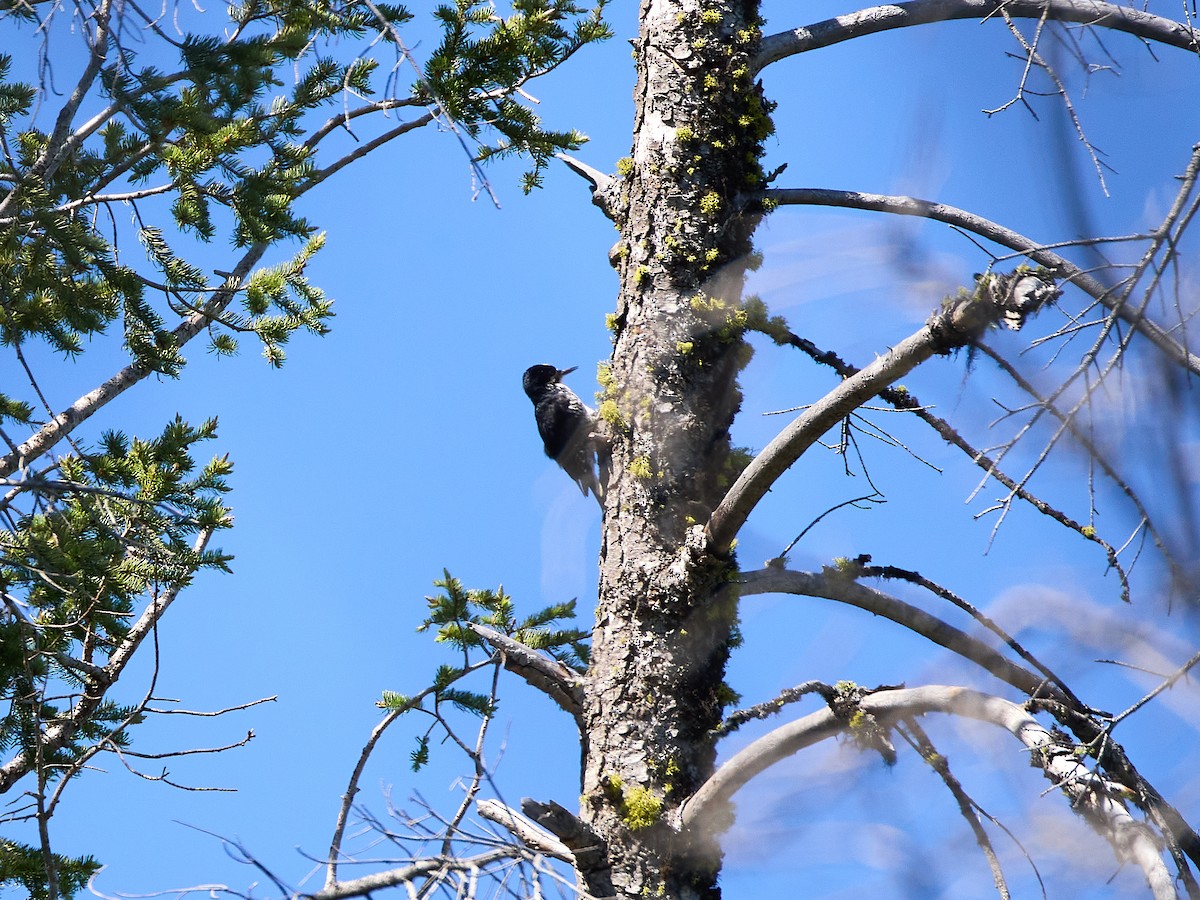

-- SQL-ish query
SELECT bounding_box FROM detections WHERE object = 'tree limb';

[306,848,520,900]
[476,798,573,862]
[736,567,1065,702]
[556,152,618,218]
[466,622,585,724]
[754,0,1200,74]
[707,273,1054,550]
[762,186,1200,377]
[737,566,1200,875]
[682,685,1177,899]
[0,244,267,479]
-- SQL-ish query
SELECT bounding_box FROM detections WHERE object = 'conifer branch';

[0,526,218,794]
[0,243,267,479]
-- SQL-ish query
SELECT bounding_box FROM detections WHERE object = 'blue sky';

[6,0,1200,896]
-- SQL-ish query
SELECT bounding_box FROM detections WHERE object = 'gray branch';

[682,685,1177,899]
[556,153,619,219]
[707,276,1050,551]
[466,622,586,724]
[755,0,1199,73]
[763,187,1200,377]
[736,567,1062,701]
[476,798,573,862]
[519,796,612,887]
[305,848,519,900]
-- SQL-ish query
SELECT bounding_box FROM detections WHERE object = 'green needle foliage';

[0,0,608,894]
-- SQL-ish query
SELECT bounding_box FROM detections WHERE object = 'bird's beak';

[556,366,578,380]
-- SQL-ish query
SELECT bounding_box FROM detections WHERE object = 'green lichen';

[597,362,617,392]
[677,340,694,355]
[615,156,634,177]
[1081,525,1097,538]
[605,312,620,331]
[629,456,652,479]
[599,399,626,429]
[622,785,663,831]
[700,8,722,24]
[675,125,696,142]
[699,191,722,215]
[634,266,649,286]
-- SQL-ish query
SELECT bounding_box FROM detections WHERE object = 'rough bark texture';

[579,2,771,897]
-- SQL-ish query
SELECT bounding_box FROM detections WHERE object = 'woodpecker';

[523,364,604,503]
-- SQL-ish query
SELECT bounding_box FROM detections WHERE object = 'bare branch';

[682,685,1176,898]
[556,153,618,218]
[736,567,1066,701]
[317,848,522,900]
[762,185,1200,376]
[751,323,1126,579]
[323,660,494,888]
[476,799,573,862]
[707,273,1055,550]
[897,719,1019,899]
[754,0,1200,74]
[465,622,585,723]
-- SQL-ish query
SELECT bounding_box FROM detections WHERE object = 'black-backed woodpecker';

[523,364,604,503]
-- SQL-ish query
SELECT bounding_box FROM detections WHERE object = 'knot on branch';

[829,680,900,766]
[928,268,1059,351]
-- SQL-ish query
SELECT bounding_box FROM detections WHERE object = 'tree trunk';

[580,2,771,896]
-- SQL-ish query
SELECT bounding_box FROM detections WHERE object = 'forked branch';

[706,272,1057,550]
[682,685,1176,899]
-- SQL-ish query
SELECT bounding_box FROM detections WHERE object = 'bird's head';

[523,364,577,398]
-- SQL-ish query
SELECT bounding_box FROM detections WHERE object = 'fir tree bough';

[0,0,609,894]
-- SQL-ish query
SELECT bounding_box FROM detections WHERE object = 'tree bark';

[579,2,770,897]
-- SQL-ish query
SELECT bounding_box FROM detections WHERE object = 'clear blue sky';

[8,1,1200,896]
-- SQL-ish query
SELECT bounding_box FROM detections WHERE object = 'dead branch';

[476,799,573,862]
[465,622,585,723]
[707,273,1056,550]
[762,185,1200,377]
[682,685,1177,898]
[754,0,1199,74]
